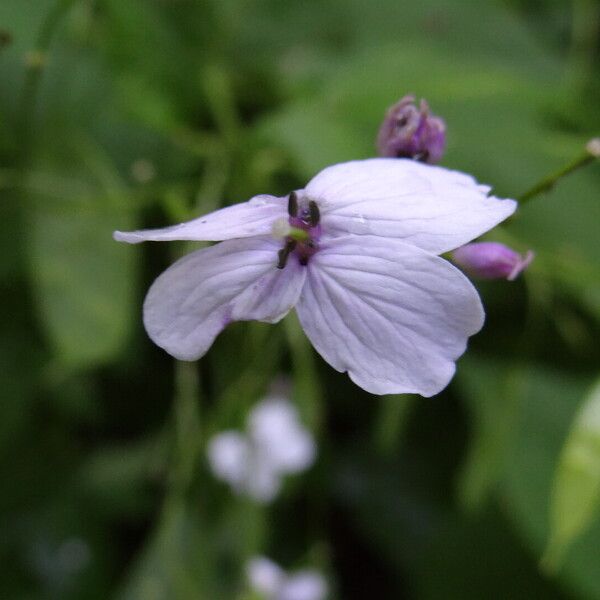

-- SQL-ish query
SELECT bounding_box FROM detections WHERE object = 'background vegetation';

[1,0,600,597]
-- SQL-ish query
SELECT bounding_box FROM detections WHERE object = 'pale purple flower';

[206,396,315,503]
[376,95,446,164]
[114,158,516,396]
[246,556,328,600]
[452,242,534,280]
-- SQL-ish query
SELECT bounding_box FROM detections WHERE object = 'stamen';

[277,240,297,269]
[308,200,320,226]
[288,191,298,217]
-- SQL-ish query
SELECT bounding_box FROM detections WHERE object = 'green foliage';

[1,0,599,598]
[544,377,600,571]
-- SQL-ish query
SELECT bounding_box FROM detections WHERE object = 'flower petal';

[295,235,484,396]
[143,237,306,360]
[114,194,285,243]
[305,158,516,254]
[280,572,328,600]
[245,458,282,503]
[246,557,286,596]
[206,431,250,488]
[249,398,315,473]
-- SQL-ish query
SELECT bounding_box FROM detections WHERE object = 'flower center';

[275,192,321,269]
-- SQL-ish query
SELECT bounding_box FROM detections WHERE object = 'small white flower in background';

[115,158,516,396]
[247,556,328,600]
[207,397,315,503]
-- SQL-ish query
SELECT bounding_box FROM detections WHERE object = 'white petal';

[245,458,282,503]
[249,399,316,474]
[206,432,249,487]
[266,429,315,474]
[143,237,306,360]
[305,158,516,254]
[114,194,285,243]
[246,556,285,596]
[279,571,328,600]
[295,236,484,397]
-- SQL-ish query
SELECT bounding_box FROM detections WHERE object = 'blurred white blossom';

[207,396,315,502]
[247,556,328,600]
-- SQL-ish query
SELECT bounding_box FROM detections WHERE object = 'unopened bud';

[376,95,446,164]
[452,242,534,281]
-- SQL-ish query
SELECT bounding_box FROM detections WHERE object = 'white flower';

[206,397,315,503]
[115,158,516,396]
[247,556,328,600]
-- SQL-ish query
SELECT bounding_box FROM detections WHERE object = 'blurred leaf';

[499,366,600,598]
[412,509,565,600]
[456,356,523,513]
[29,176,136,369]
[80,435,167,518]
[543,377,600,570]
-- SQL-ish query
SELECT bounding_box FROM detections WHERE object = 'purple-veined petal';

[114,194,285,243]
[304,158,516,254]
[295,235,484,397]
[143,237,306,360]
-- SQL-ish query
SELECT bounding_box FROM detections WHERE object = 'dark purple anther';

[277,239,297,269]
[288,191,298,217]
[376,95,446,164]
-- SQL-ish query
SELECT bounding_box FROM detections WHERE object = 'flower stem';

[373,394,415,456]
[568,0,599,94]
[517,138,599,205]
[16,0,78,158]
[171,361,202,496]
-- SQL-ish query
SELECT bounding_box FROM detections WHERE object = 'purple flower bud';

[452,242,534,281]
[376,95,446,164]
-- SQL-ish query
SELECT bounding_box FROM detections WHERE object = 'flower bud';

[376,95,446,164]
[452,242,534,281]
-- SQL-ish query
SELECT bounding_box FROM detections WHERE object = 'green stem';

[171,361,202,496]
[16,0,78,157]
[568,0,599,94]
[517,141,599,205]
[373,394,415,456]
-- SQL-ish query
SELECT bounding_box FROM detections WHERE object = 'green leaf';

[499,366,600,599]
[29,182,136,369]
[456,356,522,514]
[543,377,600,570]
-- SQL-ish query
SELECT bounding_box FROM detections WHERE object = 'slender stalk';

[373,394,415,457]
[567,0,599,94]
[171,361,202,496]
[16,0,78,157]
[517,139,600,205]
